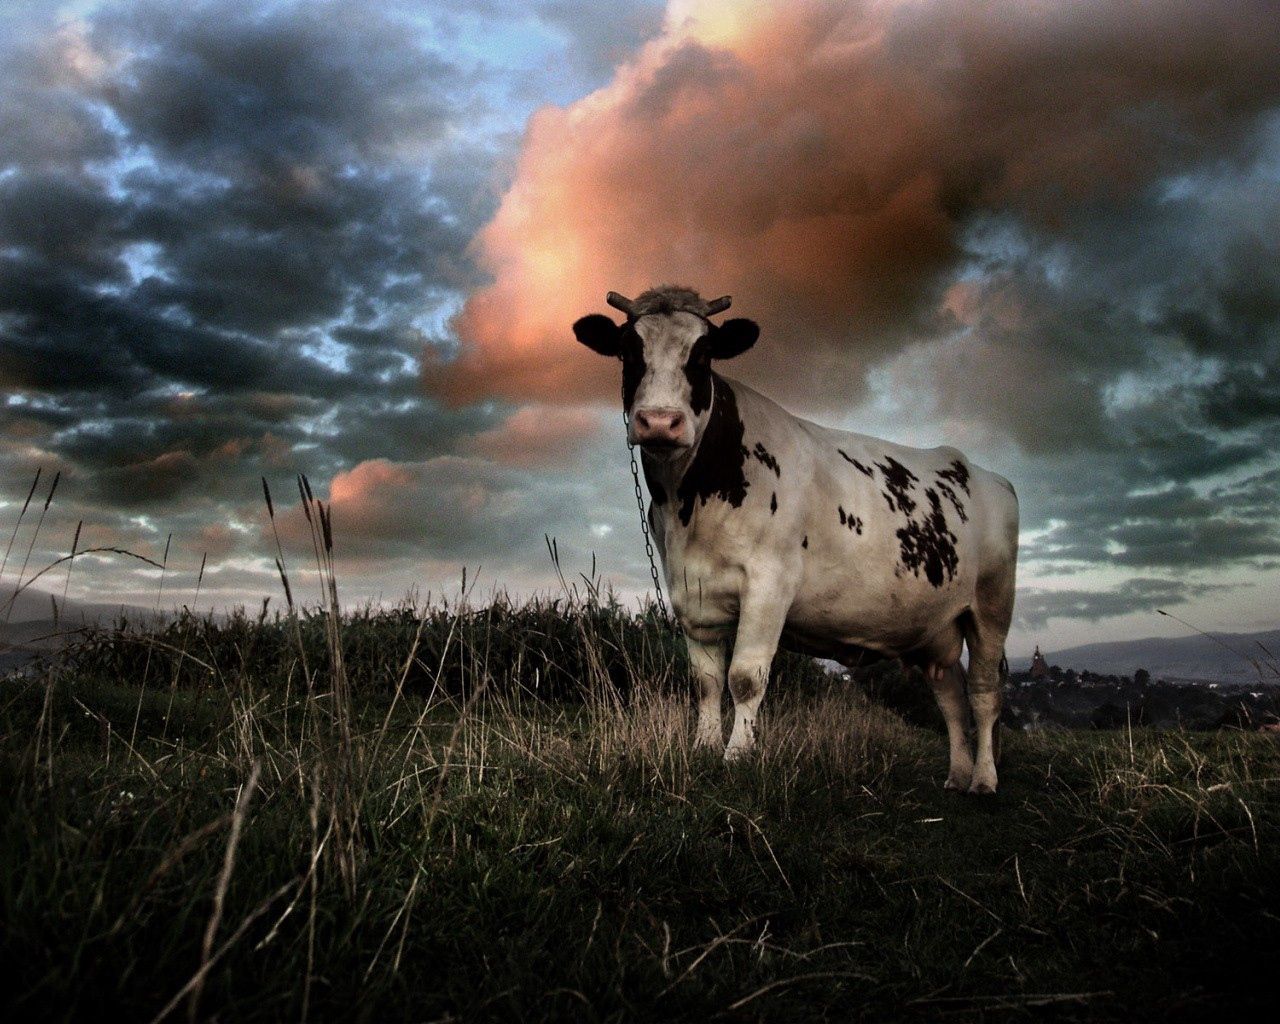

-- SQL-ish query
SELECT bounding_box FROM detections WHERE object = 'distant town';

[1000,645,1280,732]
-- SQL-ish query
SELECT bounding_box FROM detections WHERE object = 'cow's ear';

[573,314,622,356]
[708,318,759,360]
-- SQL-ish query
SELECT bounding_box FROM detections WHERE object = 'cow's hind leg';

[963,582,1015,795]
[926,662,973,791]
[688,637,727,750]
[724,590,789,761]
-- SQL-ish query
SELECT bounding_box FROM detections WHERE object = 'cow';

[573,285,1020,794]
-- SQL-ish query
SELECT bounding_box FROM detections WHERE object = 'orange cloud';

[274,458,424,557]
[211,437,251,461]
[307,457,506,549]
[257,431,295,469]
[329,458,415,509]
[437,0,1280,407]
[267,456,582,568]
[465,405,605,467]
[196,522,240,560]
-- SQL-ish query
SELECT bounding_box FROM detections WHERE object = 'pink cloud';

[437,0,1280,407]
[465,405,605,467]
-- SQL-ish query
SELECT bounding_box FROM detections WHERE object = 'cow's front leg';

[687,636,727,750]
[724,594,789,762]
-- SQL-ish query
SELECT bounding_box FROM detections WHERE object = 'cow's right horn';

[606,291,638,316]
[703,295,732,315]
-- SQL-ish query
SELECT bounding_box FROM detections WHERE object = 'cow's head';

[573,286,758,456]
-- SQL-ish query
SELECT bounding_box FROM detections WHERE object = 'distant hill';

[2,583,152,627]
[1,585,156,674]
[1016,629,1280,685]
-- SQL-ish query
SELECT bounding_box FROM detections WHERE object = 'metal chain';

[622,383,671,624]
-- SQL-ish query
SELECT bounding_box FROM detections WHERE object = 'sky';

[1,0,1278,658]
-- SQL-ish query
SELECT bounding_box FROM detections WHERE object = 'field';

[3,591,1279,1024]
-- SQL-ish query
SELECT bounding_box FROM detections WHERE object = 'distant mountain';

[2,583,152,627]
[1,585,156,674]
[1016,629,1280,685]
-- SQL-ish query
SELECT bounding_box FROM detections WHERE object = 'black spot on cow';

[934,479,967,523]
[684,335,713,414]
[895,488,958,587]
[838,505,864,534]
[937,458,971,495]
[801,535,808,549]
[838,449,875,477]
[751,441,781,478]
[676,374,749,526]
[641,457,667,505]
[875,457,918,517]
[770,491,777,515]
[619,325,645,411]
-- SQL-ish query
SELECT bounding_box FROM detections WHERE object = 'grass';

[3,596,1279,1023]
[2,473,1278,1021]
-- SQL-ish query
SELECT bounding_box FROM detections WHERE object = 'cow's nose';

[633,408,686,445]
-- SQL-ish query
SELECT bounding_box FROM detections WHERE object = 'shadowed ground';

[3,650,1278,1022]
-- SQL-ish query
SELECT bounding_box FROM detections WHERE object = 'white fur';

[642,374,1019,793]
[629,312,706,448]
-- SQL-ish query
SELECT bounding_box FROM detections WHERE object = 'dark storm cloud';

[0,173,124,277]
[77,0,483,336]
[0,0,588,617]
[1212,468,1280,518]
[0,250,361,397]
[319,392,500,468]
[1015,578,1232,631]
[0,0,506,536]
[1021,464,1280,572]
[93,0,467,169]
[3,0,1279,634]
[925,135,1280,585]
[1199,364,1280,431]
[930,141,1280,459]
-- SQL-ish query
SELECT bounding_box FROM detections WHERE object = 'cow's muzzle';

[631,407,688,449]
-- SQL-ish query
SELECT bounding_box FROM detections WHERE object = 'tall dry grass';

[4,471,1278,1022]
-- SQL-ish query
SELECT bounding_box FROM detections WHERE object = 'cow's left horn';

[703,295,732,315]
[606,291,638,316]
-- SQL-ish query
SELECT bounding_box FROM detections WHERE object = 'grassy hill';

[2,599,1278,1022]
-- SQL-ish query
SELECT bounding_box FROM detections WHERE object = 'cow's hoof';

[723,745,752,764]
[693,730,723,751]
[943,774,970,792]
[967,781,998,796]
